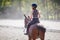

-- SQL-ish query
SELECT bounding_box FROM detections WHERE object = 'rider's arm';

[38,11,40,18]
[30,13,33,19]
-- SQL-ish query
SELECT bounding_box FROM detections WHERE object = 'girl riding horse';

[25,3,40,35]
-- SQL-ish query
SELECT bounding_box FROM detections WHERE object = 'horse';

[24,15,46,40]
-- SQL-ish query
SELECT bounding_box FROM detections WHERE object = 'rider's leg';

[24,21,33,35]
[27,18,39,32]
[25,20,34,35]
[27,18,38,34]
[27,22,32,33]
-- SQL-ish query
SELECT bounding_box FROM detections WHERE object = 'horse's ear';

[24,14,25,16]
[24,14,26,17]
[24,14,27,18]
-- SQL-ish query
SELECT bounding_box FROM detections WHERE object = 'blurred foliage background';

[0,0,60,20]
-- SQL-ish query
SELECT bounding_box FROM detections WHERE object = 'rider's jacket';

[32,9,39,18]
[32,9,39,23]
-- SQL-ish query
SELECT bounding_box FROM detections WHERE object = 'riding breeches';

[27,18,40,33]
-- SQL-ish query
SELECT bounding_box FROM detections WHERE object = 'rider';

[25,3,40,35]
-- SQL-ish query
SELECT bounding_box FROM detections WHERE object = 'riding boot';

[24,26,29,35]
[24,20,33,35]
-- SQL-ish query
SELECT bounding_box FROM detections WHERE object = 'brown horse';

[24,15,46,40]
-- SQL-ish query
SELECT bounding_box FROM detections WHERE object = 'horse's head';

[24,14,31,28]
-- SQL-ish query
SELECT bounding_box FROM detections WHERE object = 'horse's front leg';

[28,35,32,40]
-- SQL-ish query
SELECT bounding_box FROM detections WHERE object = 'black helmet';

[32,3,37,8]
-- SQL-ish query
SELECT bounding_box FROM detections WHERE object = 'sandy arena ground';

[0,20,60,40]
